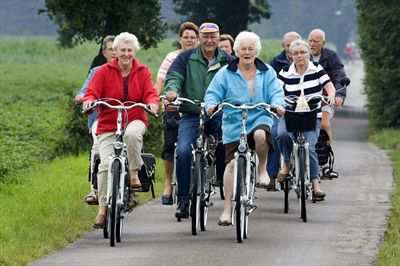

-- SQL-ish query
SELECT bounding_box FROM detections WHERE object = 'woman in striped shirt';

[276,39,335,200]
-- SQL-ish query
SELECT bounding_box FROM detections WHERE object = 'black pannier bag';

[316,129,338,179]
[138,153,156,198]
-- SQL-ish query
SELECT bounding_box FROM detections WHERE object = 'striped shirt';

[156,50,181,81]
[278,61,330,117]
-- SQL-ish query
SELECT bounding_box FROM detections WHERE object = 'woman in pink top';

[156,22,199,205]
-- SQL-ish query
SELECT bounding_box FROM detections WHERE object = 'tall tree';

[173,0,270,37]
[40,0,166,48]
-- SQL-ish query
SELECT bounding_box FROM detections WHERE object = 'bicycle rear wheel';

[110,160,121,246]
[298,147,307,223]
[191,153,201,235]
[235,156,246,243]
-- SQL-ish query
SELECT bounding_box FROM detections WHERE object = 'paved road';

[32,60,393,266]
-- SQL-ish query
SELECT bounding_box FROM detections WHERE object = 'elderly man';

[270,31,301,73]
[308,29,348,143]
[268,31,301,189]
[165,22,233,219]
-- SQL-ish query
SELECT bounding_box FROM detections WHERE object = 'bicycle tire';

[103,214,109,239]
[284,178,289,214]
[299,147,307,223]
[116,205,122,243]
[200,182,211,231]
[191,153,201,235]
[235,156,246,243]
[110,160,121,246]
[219,184,225,200]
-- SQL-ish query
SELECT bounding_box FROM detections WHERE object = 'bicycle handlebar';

[83,98,157,117]
[210,102,278,119]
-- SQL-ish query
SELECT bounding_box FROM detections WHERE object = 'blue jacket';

[204,58,285,144]
[77,66,99,130]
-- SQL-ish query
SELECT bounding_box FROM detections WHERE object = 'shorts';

[224,125,272,163]
[161,111,180,161]
[321,105,335,119]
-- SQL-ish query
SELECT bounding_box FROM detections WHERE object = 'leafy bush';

[357,1,400,128]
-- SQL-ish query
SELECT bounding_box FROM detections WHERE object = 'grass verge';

[370,129,400,265]
[0,154,164,266]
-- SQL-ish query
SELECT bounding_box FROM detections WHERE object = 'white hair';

[112,32,140,52]
[289,39,310,53]
[233,31,262,57]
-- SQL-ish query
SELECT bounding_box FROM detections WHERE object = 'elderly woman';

[205,31,285,225]
[83,32,159,228]
[218,33,235,56]
[155,21,199,205]
[276,39,335,201]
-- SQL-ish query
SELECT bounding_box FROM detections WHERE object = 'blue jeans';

[176,113,222,202]
[275,118,321,181]
[267,119,280,177]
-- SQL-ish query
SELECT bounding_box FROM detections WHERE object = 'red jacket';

[84,58,159,135]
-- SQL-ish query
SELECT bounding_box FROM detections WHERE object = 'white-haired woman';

[205,31,285,225]
[276,39,336,201]
[83,32,159,228]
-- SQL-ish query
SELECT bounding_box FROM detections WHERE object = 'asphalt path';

[32,60,393,266]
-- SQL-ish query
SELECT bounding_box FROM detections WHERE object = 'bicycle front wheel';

[110,160,121,246]
[298,147,307,223]
[235,156,246,243]
[191,153,201,235]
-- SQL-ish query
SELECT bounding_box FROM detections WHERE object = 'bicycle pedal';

[247,205,257,215]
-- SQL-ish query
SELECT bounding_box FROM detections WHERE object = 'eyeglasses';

[292,50,308,56]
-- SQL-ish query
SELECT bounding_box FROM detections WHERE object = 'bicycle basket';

[138,153,156,192]
[284,110,317,133]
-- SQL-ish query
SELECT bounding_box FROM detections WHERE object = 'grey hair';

[289,39,310,53]
[112,32,140,52]
[282,31,301,44]
[233,31,262,57]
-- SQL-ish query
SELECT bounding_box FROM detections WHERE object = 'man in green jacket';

[165,22,233,219]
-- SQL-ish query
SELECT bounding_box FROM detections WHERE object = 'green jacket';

[164,47,232,114]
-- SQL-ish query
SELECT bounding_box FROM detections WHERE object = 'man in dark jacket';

[308,29,348,178]
[268,32,300,189]
[270,31,301,73]
[308,29,347,141]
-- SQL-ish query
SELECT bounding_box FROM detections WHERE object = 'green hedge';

[357,1,400,128]
[0,37,173,182]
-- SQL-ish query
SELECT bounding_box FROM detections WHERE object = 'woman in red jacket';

[83,32,159,228]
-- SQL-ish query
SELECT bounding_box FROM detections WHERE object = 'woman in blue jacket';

[204,31,285,225]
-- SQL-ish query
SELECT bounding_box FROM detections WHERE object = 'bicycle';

[160,96,221,233]
[84,98,156,247]
[211,102,277,243]
[281,93,335,222]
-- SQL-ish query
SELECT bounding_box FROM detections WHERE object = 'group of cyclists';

[77,21,348,230]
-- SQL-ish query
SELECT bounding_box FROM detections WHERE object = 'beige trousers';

[97,120,146,207]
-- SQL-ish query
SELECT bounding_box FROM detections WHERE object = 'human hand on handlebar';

[148,103,159,114]
[335,96,343,107]
[274,106,286,117]
[82,100,94,112]
[207,106,216,116]
[165,91,177,102]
